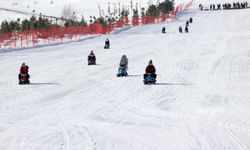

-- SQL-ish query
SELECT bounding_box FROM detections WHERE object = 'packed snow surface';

[1,6,250,150]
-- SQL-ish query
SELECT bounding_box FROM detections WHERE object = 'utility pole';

[98,4,102,17]
[108,2,111,15]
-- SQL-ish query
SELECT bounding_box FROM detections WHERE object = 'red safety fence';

[0,0,194,49]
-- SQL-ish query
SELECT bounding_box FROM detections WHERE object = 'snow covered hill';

[1,5,250,150]
[0,0,189,22]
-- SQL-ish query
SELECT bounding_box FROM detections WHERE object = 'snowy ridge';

[1,6,250,150]
[0,0,189,22]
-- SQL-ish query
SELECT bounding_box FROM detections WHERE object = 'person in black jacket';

[88,50,96,65]
[162,27,166,33]
[179,26,183,33]
[104,38,110,49]
[185,26,189,33]
[189,17,193,23]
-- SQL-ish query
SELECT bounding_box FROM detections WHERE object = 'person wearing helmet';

[104,38,110,49]
[88,50,96,65]
[144,60,156,79]
[119,55,128,71]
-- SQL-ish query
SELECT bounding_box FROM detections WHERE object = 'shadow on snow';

[154,83,193,86]
[30,82,60,85]
[127,74,143,77]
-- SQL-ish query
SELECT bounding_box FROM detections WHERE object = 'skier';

[104,38,110,49]
[185,26,189,33]
[199,4,203,10]
[213,4,216,10]
[179,26,183,33]
[186,20,189,27]
[88,50,96,65]
[217,4,221,10]
[18,62,30,84]
[117,55,128,77]
[162,27,166,33]
[144,60,156,84]
[189,17,193,23]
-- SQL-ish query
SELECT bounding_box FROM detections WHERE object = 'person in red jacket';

[144,60,156,79]
[19,62,30,80]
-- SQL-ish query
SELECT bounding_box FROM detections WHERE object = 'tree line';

[0,0,174,34]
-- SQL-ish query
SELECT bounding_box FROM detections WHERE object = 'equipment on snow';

[117,65,128,77]
[19,73,30,85]
[88,56,96,65]
[143,73,156,84]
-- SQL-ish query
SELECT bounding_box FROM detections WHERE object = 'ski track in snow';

[1,5,250,150]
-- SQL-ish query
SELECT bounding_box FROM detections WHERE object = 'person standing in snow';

[179,26,183,33]
[162,27,166,33]
[104,38,110,49]
[185,26,189,33]
[189,17,193,23]
[186,20,189,27]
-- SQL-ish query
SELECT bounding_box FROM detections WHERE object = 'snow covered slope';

[1,7,250,150]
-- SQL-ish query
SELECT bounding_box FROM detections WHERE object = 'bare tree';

[62,4,75,20]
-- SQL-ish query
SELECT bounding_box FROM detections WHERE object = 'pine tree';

[133,9,139,18]
[0,21,11,33]
[21,19,31,31]
[146,4,160,16]
[158,0,174,14]
[121,9,129,18]
[79,17,88,26]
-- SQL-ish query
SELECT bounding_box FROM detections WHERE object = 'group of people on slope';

[199,2,248,11]
[19,55,157,84]
[179,17,193,33]
[18,37,158,85]
[88,38,109,65]
[210,2,248,10]
[162,17,193,34]
[87,50,156,81]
